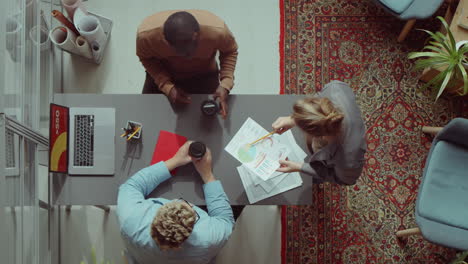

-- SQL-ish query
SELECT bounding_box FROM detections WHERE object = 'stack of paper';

[225,118,308,203]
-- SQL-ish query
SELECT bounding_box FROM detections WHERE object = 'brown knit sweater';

[136,10,238,95]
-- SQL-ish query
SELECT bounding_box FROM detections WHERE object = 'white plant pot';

[456,40,468,69]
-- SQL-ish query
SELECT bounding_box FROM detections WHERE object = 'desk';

[52,94,313,205]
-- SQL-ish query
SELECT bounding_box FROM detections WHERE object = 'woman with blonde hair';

[272,80,367,185]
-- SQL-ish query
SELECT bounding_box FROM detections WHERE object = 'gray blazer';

[301,80,367,185]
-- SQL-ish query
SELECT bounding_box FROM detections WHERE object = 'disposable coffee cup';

[189,142,206,159]
[201,100,219,116]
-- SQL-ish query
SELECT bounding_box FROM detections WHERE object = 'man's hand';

[276,159,303,173]
[165,141,193,171]
[213,86,229,119]
[272,116,296,134]
[192,148,216,183]
[168,86,192,104]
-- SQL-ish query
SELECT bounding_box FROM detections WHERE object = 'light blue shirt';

[117,162,234,264]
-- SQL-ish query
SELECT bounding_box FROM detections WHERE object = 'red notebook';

[151,130,187,175]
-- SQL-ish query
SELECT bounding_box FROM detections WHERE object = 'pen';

[248,131,275,146]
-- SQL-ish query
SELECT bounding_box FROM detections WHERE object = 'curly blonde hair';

[151,201,197,250]
[292,97,344,137]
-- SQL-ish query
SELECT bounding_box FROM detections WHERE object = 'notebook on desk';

[151,130,187,175]
[49,104,116,175]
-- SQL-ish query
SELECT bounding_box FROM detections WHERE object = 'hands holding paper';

[164,141,216,184]
[276,159,303,173]
[272,117,304,173]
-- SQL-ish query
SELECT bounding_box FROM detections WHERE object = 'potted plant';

[451,250,468,264]
[408,16,468,100]
[80,247,116,264]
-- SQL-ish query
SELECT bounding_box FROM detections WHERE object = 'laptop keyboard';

[74,115,94,167]
[6,130,16,168]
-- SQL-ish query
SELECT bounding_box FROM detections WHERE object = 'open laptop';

[4,108,20,177]
[50,104,115,175]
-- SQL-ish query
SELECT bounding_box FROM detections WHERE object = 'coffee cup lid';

[189,142,206,158]
[201,100,218,115]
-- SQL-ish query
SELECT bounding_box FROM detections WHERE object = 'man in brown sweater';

[137,10,238,119]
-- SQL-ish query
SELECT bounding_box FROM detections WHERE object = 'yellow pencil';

[248,131,275,146]
[126,126,141,141]
[120,131,128,138]
[122,251,129,264]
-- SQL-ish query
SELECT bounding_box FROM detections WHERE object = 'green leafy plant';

[80,247,116,264]
[408,16,468,100]
[451,250,468,264]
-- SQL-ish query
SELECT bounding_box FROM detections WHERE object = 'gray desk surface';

[53,94,313,205]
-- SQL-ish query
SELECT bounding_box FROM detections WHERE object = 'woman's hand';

[276,159,303,173]
[272,116,296,134]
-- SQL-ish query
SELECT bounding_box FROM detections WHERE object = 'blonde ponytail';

[292,97,344,137]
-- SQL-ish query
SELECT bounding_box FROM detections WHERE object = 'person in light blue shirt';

[117,141,234,264]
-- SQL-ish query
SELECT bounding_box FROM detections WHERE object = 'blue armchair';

[396,118,468,250]
[373,0,446,42]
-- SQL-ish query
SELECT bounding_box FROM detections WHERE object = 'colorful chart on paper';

[225,118,291,180]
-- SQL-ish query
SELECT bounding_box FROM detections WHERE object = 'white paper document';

[238,165,303,204]
[227,117,309,203]
[284,129,308,161]
[246,139,306,194]
[249,130,307,190]
[257,170,289,193]
[225,118,291,180]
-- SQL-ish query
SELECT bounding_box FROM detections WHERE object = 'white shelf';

[58,11,113,64]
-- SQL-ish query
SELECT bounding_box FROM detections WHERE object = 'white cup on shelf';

[49,26,79,54]
[61,0,84,21]
[75,13,106,62]
[75,36,92,59]
[29,25,50,52]
[6,16,23,62]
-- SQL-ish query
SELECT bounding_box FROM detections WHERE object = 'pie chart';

[237,144,257,163]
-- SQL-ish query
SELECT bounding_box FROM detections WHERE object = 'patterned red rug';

[280,0,464,263]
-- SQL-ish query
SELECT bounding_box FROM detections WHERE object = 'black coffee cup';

[189,141,206,159]
[201,100,219,116]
